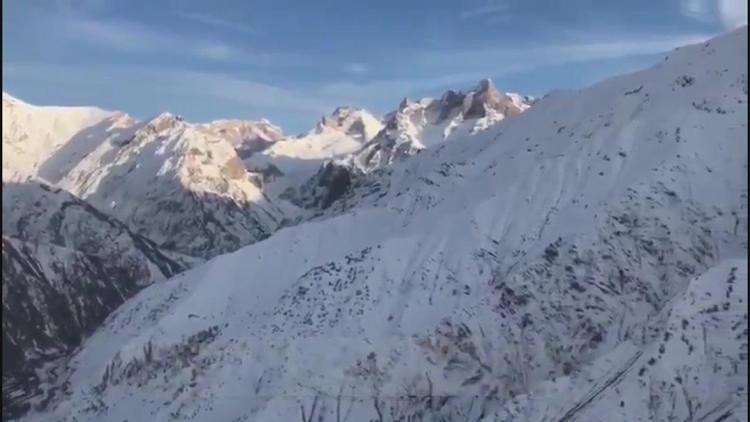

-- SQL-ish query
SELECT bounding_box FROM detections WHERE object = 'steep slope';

[2,95,289,259]
[351,78,532,172]
[197,119,285,160]
[17,27,750,422]
[2,181,191,272]
[284,80,532,210]
[2,182,186,420]
[246,107,382,195]
[56,113,284,259]
[2,93,120,182]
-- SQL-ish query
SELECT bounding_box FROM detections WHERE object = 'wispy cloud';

[344,63,368,74]
[169,71,331,113]
[680,0,714,22]
[175,11,256,34]
[680,0,747,28]
[718,0,748,28]
[58,15,178,53]
[4,62,334,115]
[317,31,712,107]
[459,2,508,20]
[193,43,236,61]
[413,32,713,70]
[40,11,301,67]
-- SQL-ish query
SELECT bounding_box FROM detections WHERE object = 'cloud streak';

[459,2,508,20]
[33,9,296,67]
[680,0,713,22]
[718,0,748,28]
[175,11,256,34]
[168,71,331,113]
[680,0,747,28]
[344,63,368,74]
[3,62,334,115]
[58,16,178,53]
[315,31,713,109]
[413,32,713,70]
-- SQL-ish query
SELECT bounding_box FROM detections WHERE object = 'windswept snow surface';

[2,93,119,182]
[16,27,750,421]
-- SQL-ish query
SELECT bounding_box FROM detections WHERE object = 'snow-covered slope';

[283,79,532,211]
[197,119,285,160]
[56,113,284,259]
[2,181,190,272]
[19,26,747,422]
[245,107,382,195]
[2,94,287,259]
[351,78,532,172]
[2,93,120,182]
[2,181,186,420]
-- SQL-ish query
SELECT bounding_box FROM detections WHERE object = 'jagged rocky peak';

[349,78,534,172]
[386,78,531,126]
[456,78,529,120]
[438,89,463,107]
[145,112,184,133]
[313,106,383,140]
[463,78,498,118]
[202,118,286,159]
[475,77,494,92]
[7,27,749,422]
[208,118,284,143]
[397,97,412,111]
[109,112,137,128]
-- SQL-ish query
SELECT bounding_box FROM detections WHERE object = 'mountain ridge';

[11,25,747,422]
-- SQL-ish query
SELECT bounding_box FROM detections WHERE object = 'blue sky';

[2,0,747,133]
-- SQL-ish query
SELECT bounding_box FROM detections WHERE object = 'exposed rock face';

[313,106,384,141]
[351,78,532,173]
[2,181,189,273]
[245,107,383,198]
[2,182,185,420]
[198,119,285,160]
[281,161,355,210]
[55,114,284,259]
[463,78,529,119]
[287,79,533,210]
[2,237,148,420]
[7,26,748,422]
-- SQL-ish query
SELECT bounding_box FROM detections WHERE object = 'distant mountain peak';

[146,112,184,133]
[312,106,382,140]
[474,77,496,93]
[397,97,413,111]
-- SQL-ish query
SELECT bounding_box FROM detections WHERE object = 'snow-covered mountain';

[283,79,532,211]
[2,95,289,259]
[2,92,121,182]
[2,181,186,420]
[351,78,532,172]
[17,26,747,422]
[54,112,285,259]
[198,118,285,160]
[245,107,383,195]
[2,181,190,270]
[311,105,384,141]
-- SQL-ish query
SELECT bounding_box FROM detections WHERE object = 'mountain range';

[1,26,747,422]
